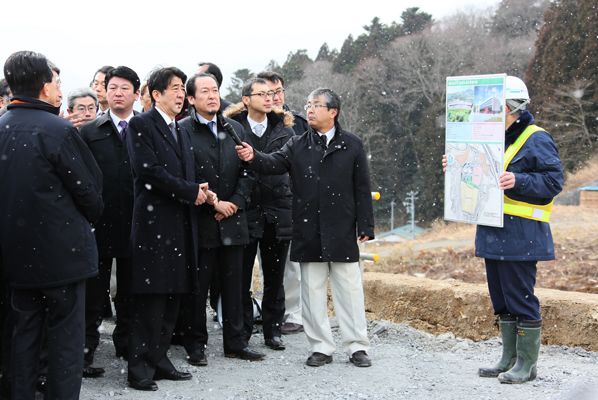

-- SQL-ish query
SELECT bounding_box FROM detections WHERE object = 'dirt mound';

[363,272,598,351]
[365,206,598,294]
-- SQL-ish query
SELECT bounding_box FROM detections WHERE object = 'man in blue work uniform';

[444,76,564,384]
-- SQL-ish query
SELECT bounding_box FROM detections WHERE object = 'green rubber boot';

[478,314,517,377]
[498,320,541,384]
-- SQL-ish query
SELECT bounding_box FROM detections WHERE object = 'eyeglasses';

[303,103,328,111]
[75,105,97,113]
[51,74,61,87]
[249,91,274,99]
[272,88,285,97]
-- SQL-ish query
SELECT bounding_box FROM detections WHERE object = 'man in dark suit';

[224,77,295,351]
[0,50,103,400]
[80,66,140,377]
[237,88,375,368]
[125,67,215,391]
[197,62,231,113]
[178,73,264,365]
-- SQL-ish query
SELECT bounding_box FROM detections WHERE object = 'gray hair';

[308,88,341,123]
[67,87,98,110]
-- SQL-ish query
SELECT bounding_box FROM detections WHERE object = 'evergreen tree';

[491,0,549,38]
[333,35,358,74]
[526,0,598,170]
[315,43,338,62]
[278,50,312,85]
[224,68,254,104]
[401,7,433,35]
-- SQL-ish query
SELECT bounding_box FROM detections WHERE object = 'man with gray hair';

[67,87,98,129]
[236,87,375,368]
[0,78,11,116]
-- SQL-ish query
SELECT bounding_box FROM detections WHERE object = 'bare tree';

[540,79,597,168]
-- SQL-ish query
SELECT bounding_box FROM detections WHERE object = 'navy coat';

[81,111,135,259]
[248,124,375,262]
[126,108,199,294]
[475,111,564,261]
[0,98,103,288]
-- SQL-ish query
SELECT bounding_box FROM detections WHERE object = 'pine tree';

[224,68,254,104]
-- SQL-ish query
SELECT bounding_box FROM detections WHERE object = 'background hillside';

[224,0,597,228]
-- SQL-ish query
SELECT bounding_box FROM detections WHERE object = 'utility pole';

[390,199,396,231]
[402,191,418,239]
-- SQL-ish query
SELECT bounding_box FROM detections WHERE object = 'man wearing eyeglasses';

[225,77,295,351]
[236,88,375,368]
[66,88,98,129]
[79,66,141,378]
[256,71,309,336]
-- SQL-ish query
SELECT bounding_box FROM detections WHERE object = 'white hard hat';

[505,76,530,101]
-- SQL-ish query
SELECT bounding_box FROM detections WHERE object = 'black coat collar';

[7,96,60,115]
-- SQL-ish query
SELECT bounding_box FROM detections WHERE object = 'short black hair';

[147,67,187,105]
[241,77,268,97]
[90,65,113,87]
[3,51,54,98]
[185,73,218,97]
[197,62,223,88]
[256,71,285,87]
[105,66,141,92]
[95,65,113,76]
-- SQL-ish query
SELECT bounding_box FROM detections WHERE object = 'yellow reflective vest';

[503,124,553,222]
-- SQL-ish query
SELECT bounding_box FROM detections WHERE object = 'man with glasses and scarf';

[225,77,295,352]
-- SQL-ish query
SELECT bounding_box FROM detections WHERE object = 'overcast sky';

[1,0,500,104]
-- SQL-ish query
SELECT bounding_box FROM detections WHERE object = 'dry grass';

[562,154,598,192]
[367,205,598,294]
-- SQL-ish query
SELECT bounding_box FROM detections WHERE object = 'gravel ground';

[79,316,598,400]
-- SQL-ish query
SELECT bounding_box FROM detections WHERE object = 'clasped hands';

[195,182,217,205]
[195,183,238,221]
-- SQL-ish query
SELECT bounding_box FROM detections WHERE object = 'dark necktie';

[168,122,178,142]
[319,134,327,150]
[207,121,217,138]
[118,120,128,140]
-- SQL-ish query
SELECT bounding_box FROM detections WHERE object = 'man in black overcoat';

[125,67,214,391]
[80,66,141,375]
[178,73,264,365]
[224,77,295,351]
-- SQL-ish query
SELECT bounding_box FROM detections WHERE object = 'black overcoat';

[179,113,251,248]
[125,108,199,294]
[249,124,375,262]
[225,105,294,240]
[0,98,103,288]
[81,111,135,258]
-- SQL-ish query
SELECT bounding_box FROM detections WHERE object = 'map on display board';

[444,74,506,227]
